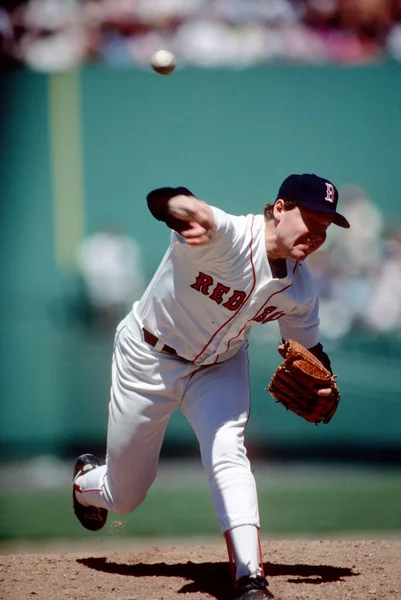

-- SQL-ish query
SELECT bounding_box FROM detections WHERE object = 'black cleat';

[235,575,274,600]
[73,453,108,531]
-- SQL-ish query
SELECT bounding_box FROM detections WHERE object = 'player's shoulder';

[294,258,312,272]
[209,205,256,219]
[295,261,319,302]
[292,259,315,284]
[210,206,257,232]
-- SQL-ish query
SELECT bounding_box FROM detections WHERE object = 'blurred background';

[0,0,401,551]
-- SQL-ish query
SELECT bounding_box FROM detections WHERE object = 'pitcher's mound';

[1,540,400,600]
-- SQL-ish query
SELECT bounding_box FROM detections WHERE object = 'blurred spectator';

[331,184,384,273]
[338,0,394,41]
[307,184,385,340]
[363,228,401,336]
[2,0,401,70]
[5,0,97,71]
[76,223,146,332]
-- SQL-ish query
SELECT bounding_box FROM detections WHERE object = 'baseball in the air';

[151,49,176,75]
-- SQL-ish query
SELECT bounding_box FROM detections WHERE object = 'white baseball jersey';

[134,206,320,363]
[74,204,321,579]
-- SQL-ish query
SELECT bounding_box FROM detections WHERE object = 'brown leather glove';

[267,340,340,424]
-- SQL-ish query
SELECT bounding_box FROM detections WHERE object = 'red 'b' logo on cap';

[325,183,335,203]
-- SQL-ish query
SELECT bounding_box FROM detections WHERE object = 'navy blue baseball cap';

[276,173,350,228]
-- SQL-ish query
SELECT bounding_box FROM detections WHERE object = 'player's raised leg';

[72,318,184,526]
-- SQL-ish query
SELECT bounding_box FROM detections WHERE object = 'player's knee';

[202,428,247,474]
[108,491,147,515]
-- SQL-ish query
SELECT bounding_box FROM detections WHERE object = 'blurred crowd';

[73,223,146,332]
[1,0,401,72]
[307,185,401,341]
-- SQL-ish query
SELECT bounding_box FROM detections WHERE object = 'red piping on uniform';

[258,534,265,576]
[224,531,237,583]
[75,485,103,494]
[224,529,265,582]
[223,283,293,352]
[193,216,257,363]
[74,471,107,497]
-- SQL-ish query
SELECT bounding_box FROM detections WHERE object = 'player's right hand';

[167,195,217,245]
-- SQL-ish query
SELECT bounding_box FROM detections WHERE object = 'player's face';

[274,202,332,260]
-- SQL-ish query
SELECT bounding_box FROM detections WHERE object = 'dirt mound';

[1,540,400,600]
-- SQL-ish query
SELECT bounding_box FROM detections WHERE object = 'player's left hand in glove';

[267,339,340,424]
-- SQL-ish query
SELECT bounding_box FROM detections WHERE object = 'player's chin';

[292,242,322,260]
[290,246,309,260]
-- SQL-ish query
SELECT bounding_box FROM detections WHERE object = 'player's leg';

[73,319,185,523]
[181,346,270,597]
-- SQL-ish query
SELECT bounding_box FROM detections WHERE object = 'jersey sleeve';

[278,296,320,348]
[171,206,245,261]
[278,267,321,348]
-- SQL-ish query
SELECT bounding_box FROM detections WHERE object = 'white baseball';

[151,50,176,75]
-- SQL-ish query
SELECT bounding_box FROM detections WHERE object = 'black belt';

[143,328,178,356]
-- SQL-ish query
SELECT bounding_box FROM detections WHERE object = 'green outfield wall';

[0,64,400,460]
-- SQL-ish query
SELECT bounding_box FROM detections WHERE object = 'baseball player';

[72,173,350,600]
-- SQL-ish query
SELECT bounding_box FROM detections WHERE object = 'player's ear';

[273,199,285,222]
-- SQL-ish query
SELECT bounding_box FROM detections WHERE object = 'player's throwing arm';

[167,194,217,245]
[147,188,217,246]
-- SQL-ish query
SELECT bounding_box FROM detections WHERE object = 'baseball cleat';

[235,575,274,600]
[72,453,108,531]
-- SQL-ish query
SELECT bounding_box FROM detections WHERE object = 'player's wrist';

[147,187,196,222]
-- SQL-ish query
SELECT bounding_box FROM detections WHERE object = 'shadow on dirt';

[265,561,359,584]
[77,557,358,599]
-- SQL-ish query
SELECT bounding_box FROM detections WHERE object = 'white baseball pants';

[75,312,260,534]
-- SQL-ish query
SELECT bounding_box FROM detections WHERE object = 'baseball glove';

[267,340,340,424]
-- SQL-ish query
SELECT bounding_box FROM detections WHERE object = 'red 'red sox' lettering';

[253,305,286,323]
[222,290,246,311]
[191,271,214,295]
[210,282,231,304]
[190,271,286,320]
[190,271,246,311]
